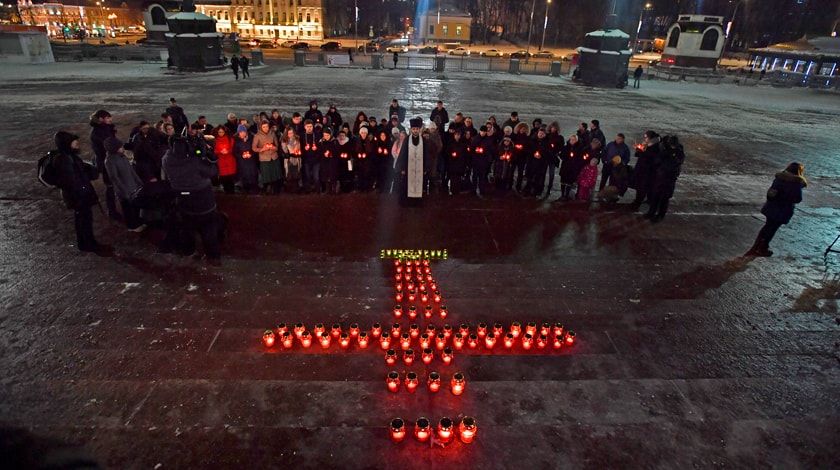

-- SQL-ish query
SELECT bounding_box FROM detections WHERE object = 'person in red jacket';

[213,126,236,194]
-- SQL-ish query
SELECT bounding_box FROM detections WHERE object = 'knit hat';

[104,136,123,153]
[391,128,400,136]
[504,126,513,134]
[428,122,437,130]
[236,125,248,134]
[359,127,369,135]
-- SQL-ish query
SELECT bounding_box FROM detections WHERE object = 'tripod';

[825,231,840,257]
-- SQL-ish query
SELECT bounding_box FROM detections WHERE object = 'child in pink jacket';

[576,157,599,200]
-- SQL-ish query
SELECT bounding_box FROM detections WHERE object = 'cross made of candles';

[261,250,577,447]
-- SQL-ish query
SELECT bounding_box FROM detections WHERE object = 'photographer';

[162,131,221,265]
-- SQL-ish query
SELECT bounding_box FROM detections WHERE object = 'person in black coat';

[89,109,119,220]
[471,126,495,196]
[444,129,469,194]
[645,135,685,222]
[631,130,662,209]
[318,127,340,194]
[430,101,449,130]
[52,131,107,253]
[524,127,552,197]
[745,162,807,257]
[230,55,240,80]
[558,134,586,200]
[304,100,323,125]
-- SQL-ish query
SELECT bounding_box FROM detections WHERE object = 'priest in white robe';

[395,117,428,206]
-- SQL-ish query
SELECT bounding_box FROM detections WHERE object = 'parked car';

[418,45,441,54]
[386,44,409,53]
[480,49,504,57]
[532,50,554,59]
[279,40,297,48]
[448,47,470,56]
[357,42,380,53]
[320,41,342,51]
[290,42,311,50]
[510,50,531,59]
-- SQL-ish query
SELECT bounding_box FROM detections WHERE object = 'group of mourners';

[45,97,807,262]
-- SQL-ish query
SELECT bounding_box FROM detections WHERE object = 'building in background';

[16,0,138,39]
[193,0,323,41]
[417,5,470,45]
[660,14,725,68]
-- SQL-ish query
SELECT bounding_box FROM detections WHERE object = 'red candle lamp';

[426,324,437,335]
[510,321,522,339]
[294,323,306,339]
[433,291,442,303]
[553,334,564,349]
[428,371,441,392]
[521,333,533,350]
[358,331,370,349]
[407,280,416,291]
[525,322,537,337]
[504,332,515,349]
[459,416,477,444]
[330,323,342,339]
[390,418,406,442]
[300,331,312,348]
[405,272,413,282]
[405,372,419,392]
[419,333,431,350]
[380,335,391,350]
[387,371,400,392]
[537,334,548,349]
[385,349,397,366]
[281,332,293,348]
[313,322,325,338]
[566,331,576,345]
[453,333,464,350]
[435,333,447,351]
[439,305,448,319]
[429,279,436,288]
[393,305,402,318]
[459,323,470,337]
[371,323,382,339]
[409,323,420,339]
[339,333,351,349]
[391,323,401,338]
[395,282,403,292]
[263,330,276,348]
[400,333,412,350]
[437,417,454,443]
[395,292,403,302]
[442,324,453,339]
[553,322,564,336]
[415,417,431,442]
[476,322,488,338]
[409,306,418,319]
[414,259,421,267]
[422,258,429,267]
[485,334,497,349]
[420,292,429,303]
[276,323,289,337]
[319,333,331,349]
[424,305,433,319]
[422,348,434,365]
[349,323,360,338]
[418,280,427,292]
[403,349,415,366]
[442,347,454,365]
[540,322,551,337]
[492,323,504,338]
[408,290,416,302]
[468,334,479,349]
[406,264,413,274]
[450,372,466,396]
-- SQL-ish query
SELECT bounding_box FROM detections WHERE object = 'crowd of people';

[49,97,695,262]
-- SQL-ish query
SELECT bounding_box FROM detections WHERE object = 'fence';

[51,42,165,63]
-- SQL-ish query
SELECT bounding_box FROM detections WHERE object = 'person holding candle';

[558,134,585,201]
[318,127,340,195]
[212,126,236,194]
[645,135,685,222]
[745,162,807,257]
[233,125,258,195]
[631,130,662,210]
[252,120,283,195]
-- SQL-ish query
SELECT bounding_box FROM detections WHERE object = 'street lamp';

[633,3,652,53]
[526,0,536,56]
[720,0,747,64]
[540,0,551,51]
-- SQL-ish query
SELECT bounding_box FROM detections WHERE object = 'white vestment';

[406,137,424,199]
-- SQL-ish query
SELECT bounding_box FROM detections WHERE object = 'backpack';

[37,150,61,188]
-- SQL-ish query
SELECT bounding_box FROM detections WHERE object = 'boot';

[745,236,773,257]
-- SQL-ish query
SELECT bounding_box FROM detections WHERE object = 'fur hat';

[104,136,123,153]
[409,117,423,129]
[391,127,400,136]
[359,126,369,135]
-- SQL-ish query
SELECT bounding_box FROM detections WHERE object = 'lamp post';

[354,0,358,52]
[539,0,551,51]
[720,0,746,65]
[526,0,536,56]
[633,3,652,53]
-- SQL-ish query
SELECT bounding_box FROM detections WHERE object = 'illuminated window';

[442,25,448,36]
[456,25,462,36]
[306,12,310,22]
[700,29,718,51]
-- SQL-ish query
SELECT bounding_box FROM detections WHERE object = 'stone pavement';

[0,63,838,469]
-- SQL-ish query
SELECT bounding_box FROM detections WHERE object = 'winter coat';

[130,128,165,182]
[104,151,143,200]
[761,170,806,224]
[445,137,469,176]
[430,108,449,128]
[89,120,116,167]
[652,144,685,197]
[162,137,218,216]
[608,162,631,196]
[214,134,236,177]
[590,127,606,147]
[234,134,258,186]
[326,110,343,128]
[603,140,631,165]
[559,140,586,185]
[304,108,323,124]
[632,138,661,191]
[577,164,598,190]
[54,143,99,210]
[252,129,279,162]
[300,131,322,164]
[319,138,340,182]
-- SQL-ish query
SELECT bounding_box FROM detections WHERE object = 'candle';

[380,335,391,350]
[566,331,576,345]
[476,322,488,338]
[418,280,427,292]
[405,372,419,392]
[415,417,431,442]
[339,333,351,349]
[553,322,564,336]
[459,323,470,337]
[437,417,454,443]
[330,323,342,339]
[485,334,496,350]
[442,324,453,339]
[420,292,429,303]
[541,322,551,337]
[433,291,442,303]
[450,372,465,396]
[453,333,464,350]
[294,323,306,339]
[426,324,436,335]
[537,334,548,349]
[492,322,504,338]
[318,333,331,349]
[427,371,441,392]
[419,333,431,350]
[432,333,445,351]
[313,322,325,338]
[510,321,522,339]
[409,306,418,320]
[393,305,402,318]
[391,323,401,338]
[387,371,400,392]
[276,323,288,336]
[468,333,479,349]
[390,418,406,442]
[522,333,533,350]
[525,322,537,337]
[504,332,515,349]
[349,323,360,338]
[358,331,369,349]
[263,330,275,348]
[409,323,420,339]
[553,334,564,349]
[424,305,433,319]
[403,349,415,366]
[422,348,434,365]
[395,292,403,302]
[300,331,312,348]
[385,349,397,366]
[400,333,412,350]
[395,282,403,293]
[442,347,454,365]
[371,323,382,339]
[459,416,477,444]
[439,305,448,319]
[281,332,293,348]
[408,290,416,302]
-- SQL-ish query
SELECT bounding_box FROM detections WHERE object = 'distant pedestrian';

[348,48,353,63]
[231,55,240,80]
[633,65,643,88]
[393,52,398,69]
[745,162,807,257]
[240,56,250,78]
